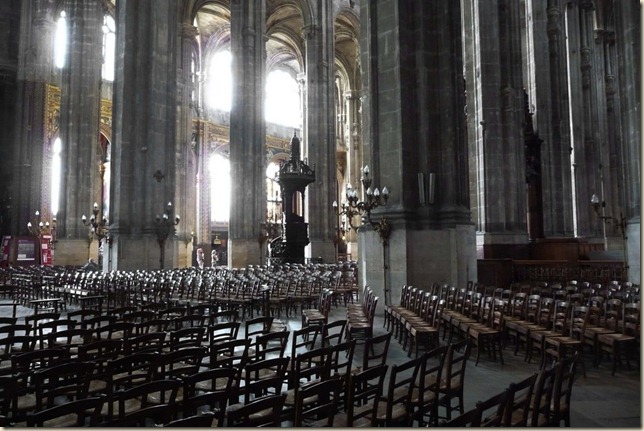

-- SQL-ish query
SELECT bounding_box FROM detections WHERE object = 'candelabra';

[333,165,392,305]
[82,202,109,266]
[27,210,56,240]
[591,193,628,279]
[155,201,180,270]
[332,165,391,244]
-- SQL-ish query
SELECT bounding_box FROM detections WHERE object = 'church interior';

[0,0,640,427]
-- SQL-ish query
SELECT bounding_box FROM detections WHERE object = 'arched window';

[265,70,301,127]
[50,138,62,216]
[102,15,116,81]
[54,11,67,69]
[206,50,232,111]
[209,154,230,222]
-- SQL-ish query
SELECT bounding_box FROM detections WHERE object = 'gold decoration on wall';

[100,98,112,128]
[45,84,61,141]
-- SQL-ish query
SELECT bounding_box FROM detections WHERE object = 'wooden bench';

[29,298,63,314]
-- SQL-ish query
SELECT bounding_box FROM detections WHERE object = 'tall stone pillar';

[303,2,337,263]
[360,1,475,309]
[56,0,103,265]
[344,90,362,259]
[11,0,56,236]
[463,0,528,257]
[176,23,200,267]
[108,0,179,270]
[614,0,641,283]
[228,0,266,268]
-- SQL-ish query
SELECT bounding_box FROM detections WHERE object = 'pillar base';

[308,239,337,264]
[108,235,179,271]
[626,219,640,284]
[229,239,262,268]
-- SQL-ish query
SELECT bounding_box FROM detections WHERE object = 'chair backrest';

[442,338,472,395]
[551,353,578,426]
[207,321,240,346]
[328,339,356,381]
[288,346,331,391]
[169,326,206,349]
[11,347,71,375]
[345,363,388,427]
[529,364,558,426]
[242,357,290,403]
[27,396,105,427]
[226,393,286,427]
[123,331,166,355]
[503,372,538,426]
[182,367,235,426]
[114,379,181,422]
[154,346,206,380]
[362,332,392,370]
[253,330,289,361]
[321,319,347,347]
[413,345,448,426]
[293,377,343,427]
[476,389,509,427]
[441,405,482,427]
[244,315,274,343]
[291,325,320,358]
[33,360,96,410]
[379,355,423,426]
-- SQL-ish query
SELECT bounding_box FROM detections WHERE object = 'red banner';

[41,235,53,266]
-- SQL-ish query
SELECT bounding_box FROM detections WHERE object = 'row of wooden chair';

[443,354,578,427]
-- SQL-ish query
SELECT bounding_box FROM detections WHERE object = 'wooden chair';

[551,354,578,426]
[335,363,388,427]
[105,379,181,425]
[528,364,558,427]
[206,320,240,346]
[293,377,343,427]
[123,331,166,355]
[78,339,123,395]
[32,360,96,411]
[438,338,472,421]
[502,372,538,426]
[321,318,347,347]
[359,332,391,372]
[26,396,105,427]
[596,302,639,375]
[375,355,423,426]
[410,345,448,426]
[225,393,285,427]
[476,389,509,427]
[182,367,235,426]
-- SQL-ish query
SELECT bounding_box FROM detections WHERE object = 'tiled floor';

[3,298,640,427]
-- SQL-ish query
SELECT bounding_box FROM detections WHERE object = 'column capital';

[179,23,199,40]
[301,24,319,40]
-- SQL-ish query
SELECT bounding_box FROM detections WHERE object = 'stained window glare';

[207,51,232,111]
[102,15,116,82]
[50,138,62,216]
[54,11,67,69]
[266,70,301,127]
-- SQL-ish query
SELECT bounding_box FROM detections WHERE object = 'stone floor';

[2,298,641,427]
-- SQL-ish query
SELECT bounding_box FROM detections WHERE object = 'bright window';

[206,50,232,111]
[54,11,67,69]
[102,15,116,81]
[266,70,301,127]
[50,138,62,216]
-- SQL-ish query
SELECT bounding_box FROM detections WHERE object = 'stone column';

[464,0,528,257]
[228,0,266,268]
[614,0,640,282]
[11,0,56,236]
[56,0,103,265]
[303,2,337,263]
[108,0,179,270]
[360,1,475,309]
[176,23,199,267]
[344,90,361,259]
